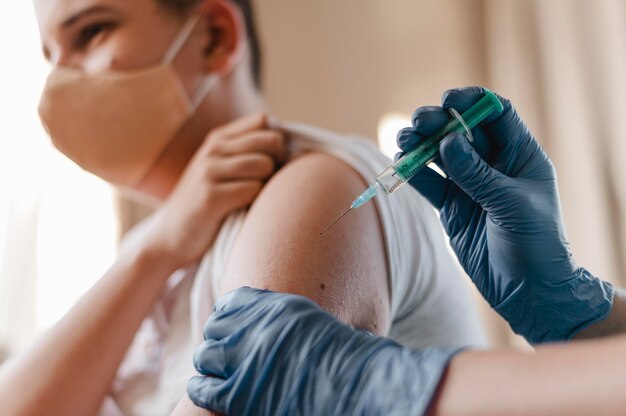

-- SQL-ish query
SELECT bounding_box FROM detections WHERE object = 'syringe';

[320,89,504,235]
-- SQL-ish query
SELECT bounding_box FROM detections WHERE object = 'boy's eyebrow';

[61,5,114,29]
[41,5,116,62]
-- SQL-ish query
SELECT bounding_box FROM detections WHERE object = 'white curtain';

[485,0,626,283]
[480,0,626,346]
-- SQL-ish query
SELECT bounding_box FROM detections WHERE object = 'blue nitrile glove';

[397,86,614,344]
[187,287,462,416]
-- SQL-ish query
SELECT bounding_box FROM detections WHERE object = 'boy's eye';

[75,22,114,49]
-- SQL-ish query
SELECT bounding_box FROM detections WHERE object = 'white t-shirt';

[100,122,486,415]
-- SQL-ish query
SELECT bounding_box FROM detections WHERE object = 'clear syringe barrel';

[375,89,504,195]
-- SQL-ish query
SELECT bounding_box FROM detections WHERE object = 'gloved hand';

[187,287,461,416]
[397,86,614,343]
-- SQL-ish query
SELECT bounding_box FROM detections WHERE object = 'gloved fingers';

[205,290,319,342]
[407,105,494,168]
[213,286,273,313]
[441,87,509,125]
[400,108,451,173]
[396,127,421,152]
[397,108,447,155]
[410,106,450,138]
[203,304,270,343]
[439,133,507,212]
[442,87,512,151]
[396,131,447,175]
[405,106,449,168]
[442,87,542,156]
[406,166,450,210]
[203,309,243,341]
[205,287,276,341]
[443,88,551,180]
[187,375,230,415]
[193,339,231,378]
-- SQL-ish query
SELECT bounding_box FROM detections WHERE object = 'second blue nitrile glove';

[398,87,614,344]
[187,287,461,416]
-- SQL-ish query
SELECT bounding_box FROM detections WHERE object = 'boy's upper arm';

[221,152,391,334]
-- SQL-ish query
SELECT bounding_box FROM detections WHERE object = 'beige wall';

[257,0,488,140]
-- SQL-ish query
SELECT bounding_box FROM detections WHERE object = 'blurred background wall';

[1,0,625,358]
[258,1,488,138]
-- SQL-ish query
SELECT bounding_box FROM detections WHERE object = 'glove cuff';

[342,344,463,416]
[496,268,614,344]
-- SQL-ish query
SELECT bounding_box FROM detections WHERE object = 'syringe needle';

[320,207,353,235]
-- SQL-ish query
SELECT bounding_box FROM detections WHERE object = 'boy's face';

[35,0,238,105]
[35,0,257,200]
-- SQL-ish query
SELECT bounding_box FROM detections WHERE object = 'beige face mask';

[38,14,217,187]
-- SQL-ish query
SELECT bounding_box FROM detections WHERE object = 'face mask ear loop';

[164,11,244,111]
[163,13,202,64]
[191,76,218,109]
[190,34,245,109]
[162,13,217,111]
[190,43,245,109]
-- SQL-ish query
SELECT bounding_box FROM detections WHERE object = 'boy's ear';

[199,0,245,75]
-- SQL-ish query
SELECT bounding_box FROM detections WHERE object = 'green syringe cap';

[459,88,505,130]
